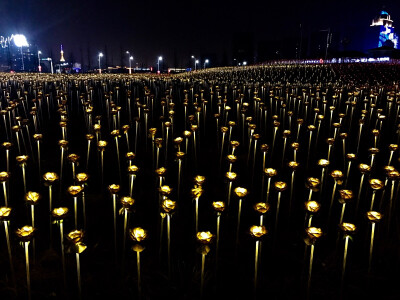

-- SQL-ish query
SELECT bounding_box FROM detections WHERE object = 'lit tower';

[370,10,399,49]
[60,45,65,62]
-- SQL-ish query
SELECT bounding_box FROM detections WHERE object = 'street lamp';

[129,56,133,74]
[191,55,195,70]
[98,52,103,74]
[47,58,53,74]
[243,61,247,66]
[37,51,42,73]
[14,34,28,71]
[204,59,209,69]
[195,60,199,71]
[126,51,131,74]
[157,56,162,73]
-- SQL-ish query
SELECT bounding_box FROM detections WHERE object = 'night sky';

[0,0,398,68]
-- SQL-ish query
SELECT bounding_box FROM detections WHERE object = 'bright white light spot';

[14,34,28,47]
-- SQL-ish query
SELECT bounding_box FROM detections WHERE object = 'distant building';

[55,45,77,73]
[370,10,398,48]
[0,34,38,72]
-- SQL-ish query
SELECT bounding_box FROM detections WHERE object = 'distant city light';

[13,34,28,47]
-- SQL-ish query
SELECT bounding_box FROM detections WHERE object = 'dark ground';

[0,66,400,299]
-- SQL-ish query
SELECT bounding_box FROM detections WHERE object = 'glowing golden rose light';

[346,153,356,160]
[52,207,69,219]
[274,181,287,191]
[225,172,237,181]
[111,129,120,137]
[226,154,237,163]
[130,227,148,242]
[155,167,167,176]
[254,202,270,214]
[234,187,248,198]
[161,199,176,213]
[317,159,330,167]
[25,191,40,204]
[128,165,139,174]
[367,211,382,223]
[369,179,384,190]
[358,163,371,173]
[194,175,206,186]
[97,140,108,150]
[176,151,186,159]
[33,134,43,141]
[68,185,83,196]
[159,185,172,196]
[2,142,12,149]
[330,170,343,179]
[0,207,12,219]
[58,140,69,148]
[43,172,59,183]
[183,130,192,138]
[126,152,136,160]
[288,161,300,170]
[108,184,120,194]
[76,173,89,183]
[249,225,267,238]
[0,171,10,182]
[306,227,323,241]
[68,153,80,163]
[264,168,277,177]
[67,230,84,243]
[196,231,213,244]
[291,142,300,150]
[230,140,240,148]
[306,177,320,191]
[305,201,321,213]
[212,201,226,212]
[339,222,357,234]
[16,155,29,164]
[16,225,35,241]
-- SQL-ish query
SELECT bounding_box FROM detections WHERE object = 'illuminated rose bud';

[249,225,267,239]
[52,207,69,220]
[16,225,35,241]
[253,202,270,214]
[68,185,83,196]
[25,191,40,205]
[108,184,120,194]
[161,199,176,213]
[234,187,248,198]
[196,231,213,244]
[130,227,147,242]
[366,211,382,223]
[212,201,226,213]
[305,201,321,213]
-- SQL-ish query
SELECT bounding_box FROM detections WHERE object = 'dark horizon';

[0,0,399,68]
